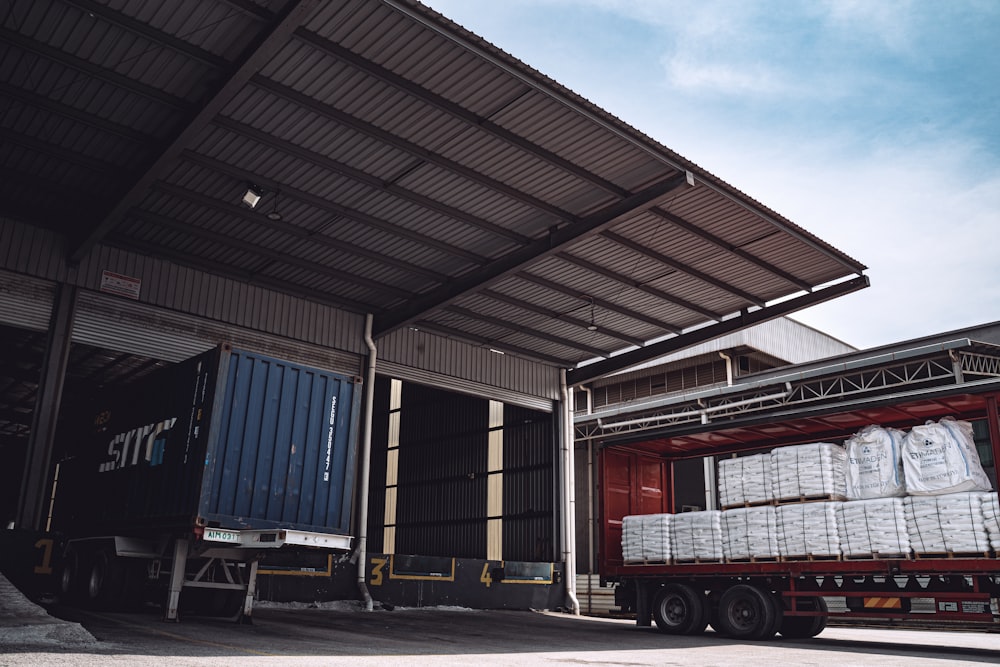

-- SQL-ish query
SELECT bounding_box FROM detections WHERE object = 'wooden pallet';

[721,499,776,510]
[622,559,670,566]
[774,494,846,506]
[912,551,991,560]
[843,551,911,560]
[674,557,724,565]
[725,556,780,564]
[778,553,842,562]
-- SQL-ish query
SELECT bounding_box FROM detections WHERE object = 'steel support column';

[16,283,76,531]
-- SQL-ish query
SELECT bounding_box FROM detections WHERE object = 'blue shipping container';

[54,345,361,539]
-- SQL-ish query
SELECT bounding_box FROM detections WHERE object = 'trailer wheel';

[58,548,81,601]
[778,596,828,639]
[85,549,126,609]
[651,584,708,635]
[713,584,778,640]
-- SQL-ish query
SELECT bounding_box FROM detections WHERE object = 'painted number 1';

[34,538,54,575]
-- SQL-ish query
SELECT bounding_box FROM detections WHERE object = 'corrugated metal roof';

[0,0,868,376]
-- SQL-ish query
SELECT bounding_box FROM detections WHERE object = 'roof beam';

[212,116,531,245]
[480,289,646,347]
[442,305,609,358]
[0,27,190,110]
[555,251,723,321]
[152,182,449,284]
[514,272,681,333]
[250,76,580,226]
[67,0,322,264]
[180,151,489,266]
[373,171,692,336]
[128,210,415,302]
[649,205,814,292]
[108,235,373,314]
[408,321,568,366]
[567,275,870,385]
[601,230,766,307]
[293,27,629,198]
[62,0,231,69]
[0,81,153,144]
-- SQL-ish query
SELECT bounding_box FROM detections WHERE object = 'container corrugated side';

[199,348,360,535]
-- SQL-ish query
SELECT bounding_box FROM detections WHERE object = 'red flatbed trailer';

[597,384,1000,639]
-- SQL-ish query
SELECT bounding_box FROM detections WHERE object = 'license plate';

[204,528,240,544]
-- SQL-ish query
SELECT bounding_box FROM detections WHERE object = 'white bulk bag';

[722,506,778,560]
[901,418,992,495]
[904,493,990,554]
[771,442,847,501]
[718,453,773,507]
[844,425,907,499]
[836,497,910,557]
[671,510,723,561]
[776,501,842,558]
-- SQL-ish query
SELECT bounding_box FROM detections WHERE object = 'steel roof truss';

[373,171,692,336]
[68,0,323,264]
[293,27,628,198]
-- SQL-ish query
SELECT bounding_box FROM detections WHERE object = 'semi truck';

[594,342,1000,639]
[51,344,361,621]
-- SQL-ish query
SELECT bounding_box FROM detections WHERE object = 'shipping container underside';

[599,388,1000,637]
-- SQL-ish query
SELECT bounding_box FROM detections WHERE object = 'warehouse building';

[0,0,865,611]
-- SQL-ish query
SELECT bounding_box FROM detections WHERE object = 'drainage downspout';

[581,385,595,615]
[560,370,580,615]
[356,314,377,611]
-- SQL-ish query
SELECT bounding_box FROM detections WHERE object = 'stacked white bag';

[621,514,671,562]
[904,493,990,554]
[775,502,842,558]
[836,498,909,557]
[721,506,778,560]
[844,425,906,499]
[718,453,774,507]
[901,418,992,495]
[671,510,723,561]
[982,493,1000,551]
[771,442,847,501]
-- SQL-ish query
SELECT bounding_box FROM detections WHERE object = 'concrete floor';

[2,599,999,667]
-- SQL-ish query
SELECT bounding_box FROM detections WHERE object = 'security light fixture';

[241,184,263,209]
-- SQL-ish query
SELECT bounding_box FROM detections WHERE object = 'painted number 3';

[370,557,387,586]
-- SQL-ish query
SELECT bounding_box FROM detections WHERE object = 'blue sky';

[423,0,1000,350]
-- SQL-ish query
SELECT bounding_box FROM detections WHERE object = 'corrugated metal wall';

[0,269,55,332]
[394,382,488,559]
[0,217,560,408]
[502,403,556,562]
[369,376,556,561]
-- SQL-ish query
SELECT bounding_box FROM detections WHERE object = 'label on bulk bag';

[845,425,906,499]
[901,418,992,495]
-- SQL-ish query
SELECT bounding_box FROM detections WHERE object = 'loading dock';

[1,0,865,614]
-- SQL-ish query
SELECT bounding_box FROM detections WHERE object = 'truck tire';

[58,548,82,602]
[713,584,778,640]
[651,584,708,635]
[778,596,828,639]
[84,549,127,609]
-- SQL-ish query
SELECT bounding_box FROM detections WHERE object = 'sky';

[422,0,1000,350]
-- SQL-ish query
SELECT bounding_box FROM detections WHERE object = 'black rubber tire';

[714,584,777,640]
[58,548,82,602]
[84,549,127,609]
[778,596,828,639]
[651,584,707,635]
